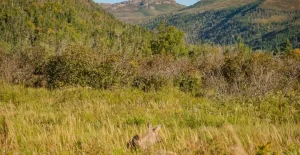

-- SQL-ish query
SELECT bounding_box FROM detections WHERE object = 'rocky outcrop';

[99,0,184,23]
[101,0,177,10]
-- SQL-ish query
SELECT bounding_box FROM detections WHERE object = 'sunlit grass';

[0,83,299,154]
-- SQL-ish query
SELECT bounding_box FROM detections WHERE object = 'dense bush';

[151,21,188,56]
[177,73,202,97]
[1,41,300,98]
[132,75,167,91]
[0,46,49,87]
[45,45,122,89]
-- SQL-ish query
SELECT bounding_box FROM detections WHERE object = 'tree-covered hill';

[0,0,188,89]
[0,0,152,54]
[143,0,300,50]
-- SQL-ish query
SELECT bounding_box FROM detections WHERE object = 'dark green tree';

[283,39,293,54]
[151,21,187,56]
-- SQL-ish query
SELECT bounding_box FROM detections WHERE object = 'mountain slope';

[100,0,185,23]
[0,0,152,53]
[143,0,300,50]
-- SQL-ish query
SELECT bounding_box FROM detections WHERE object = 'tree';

[236,35,251,54]
[283,39,293,54]
[151,21,187,56]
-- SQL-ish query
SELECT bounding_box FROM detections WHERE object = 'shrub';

[221,53,252,93]
[289,48,300,60]
[132,55,177,91]
[151,21,188,57]
[46,45,102,89]
[132,75,167,92]
[177,73,203,97]
[0,46,49,87]
[247,52,279,96]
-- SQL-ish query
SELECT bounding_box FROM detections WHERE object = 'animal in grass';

[127,123,177,155]
[127,123,162,150]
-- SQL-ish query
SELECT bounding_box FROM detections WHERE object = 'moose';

[127,123,247,155]
[127,123,162,151]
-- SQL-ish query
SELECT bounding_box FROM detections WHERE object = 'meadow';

[0,82,299,154]
[0,0,300,154]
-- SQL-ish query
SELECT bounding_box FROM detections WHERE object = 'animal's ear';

[147,122,152,130]
[153,124,161,132]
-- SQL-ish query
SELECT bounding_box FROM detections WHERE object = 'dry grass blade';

[0,116,8,154]
[224,124,248,155]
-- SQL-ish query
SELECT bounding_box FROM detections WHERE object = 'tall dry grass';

[0,83,299,154]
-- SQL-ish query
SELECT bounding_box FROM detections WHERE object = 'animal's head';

[127,123,162,150]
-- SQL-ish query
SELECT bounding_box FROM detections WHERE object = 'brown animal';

[127,123,162,151]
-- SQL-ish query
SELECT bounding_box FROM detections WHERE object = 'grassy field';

[0,82,299,154]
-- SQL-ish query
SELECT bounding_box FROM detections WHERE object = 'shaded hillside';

[99,0,184,23]
[143,0,300,50]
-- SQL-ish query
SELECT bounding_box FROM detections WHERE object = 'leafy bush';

[177,73,203,97]
[151,21,188,56]
[221,53,252,93]
[46,45,101,88]
[132,75,167,92]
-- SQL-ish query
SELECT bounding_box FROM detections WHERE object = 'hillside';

[143,0,300,50]
[99,0,185,23]
[0,0,152,54]
[0,0,189,89]
[0,0,156,88]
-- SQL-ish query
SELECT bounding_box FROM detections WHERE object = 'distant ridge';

[99,0,185,23]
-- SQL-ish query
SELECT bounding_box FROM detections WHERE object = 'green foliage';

[45,45,119,89]
[143,0,300,51]
[222,53,251,86]
[177,73,203,97]
[46,45,98,88]
[132,75,167,92]
[151,21,187,56]
[236,36,252,54]
[0,0,152,54]
[283,39,293,54]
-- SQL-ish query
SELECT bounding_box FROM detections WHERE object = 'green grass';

[0,82,299,154]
